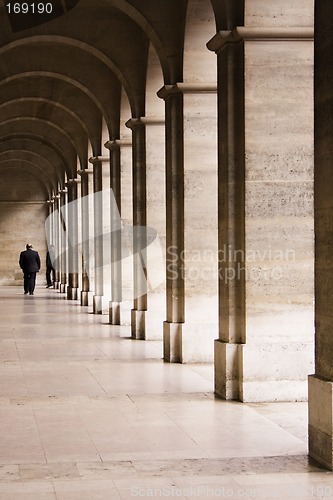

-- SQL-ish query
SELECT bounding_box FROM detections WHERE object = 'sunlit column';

[66,178,80,300]
[208,24,314,402]
[125,119,147,340]
[158,83,218,363]
[309,0,333,470]
[77,168,94,306]
[59,186,68,294]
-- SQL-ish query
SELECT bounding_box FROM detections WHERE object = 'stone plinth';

[309,375,333,470]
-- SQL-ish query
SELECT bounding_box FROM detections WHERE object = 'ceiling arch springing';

[0,146,57,185]
[0,118,79,178]
[0,100,89,167]
[0,0,222,200]
[0,134,71,185]
[0,159,51,195]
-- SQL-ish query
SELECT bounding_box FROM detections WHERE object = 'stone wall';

[0,168,48,286]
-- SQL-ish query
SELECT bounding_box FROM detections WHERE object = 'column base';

[54,281,60,290]
[131,309,146,339]
[93,295,109,314]
[109,302,121,325]
[239,342,313,402]
[309,374,333,470]
[60,283,67,294]
[81,291,93,307]
[163,322,183,363]
[144,294,165,341]
[67,287,78,300]
[214,340,240,400]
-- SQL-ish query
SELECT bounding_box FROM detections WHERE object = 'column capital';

[207,26,314,53]
[104,139,132,150]
[66,178,81,186]
[157,82,217,100]
[206,30,242,54]
[88,156,109,165]
[125,117,165,129]
[77,168,94,176]
[52,194,60,200]
[46,199,54,204]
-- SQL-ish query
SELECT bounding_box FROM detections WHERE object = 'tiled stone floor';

[0,286,332,499]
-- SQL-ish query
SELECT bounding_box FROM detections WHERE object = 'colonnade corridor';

[0,285,329,499]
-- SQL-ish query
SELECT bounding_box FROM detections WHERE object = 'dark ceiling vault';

[0,0,237,197]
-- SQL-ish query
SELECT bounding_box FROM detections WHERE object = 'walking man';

[19,243,41,295]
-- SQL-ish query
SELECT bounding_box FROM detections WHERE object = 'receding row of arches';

[0,0,227,188]
[2,0,333,470]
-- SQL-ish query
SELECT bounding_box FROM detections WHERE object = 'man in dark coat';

[19,243,41,295]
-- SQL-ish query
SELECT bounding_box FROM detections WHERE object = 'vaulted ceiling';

[0,0,244,199]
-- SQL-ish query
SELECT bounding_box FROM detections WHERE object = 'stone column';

[208,25,314,402]
[119,140,133,325]
[46,199,54,242]
[45,199,55,287]
[125,119,147,340]
[77,168,94,306]
[105,140,122,325]
[87,170,95,297]
[46,198,54,240]
[114,117,166,338]
[104,139,133,325]
[59,187,68,294]
[90,157,104,314]
[89,156,111,314]
[309,0,333,470]
[51,199,56,254]
[52,193,61,289]
[143,117,166,340]
[207,31,246,400]
[157,84,218,363]
[157,88,184,361]
[66,178,79,300]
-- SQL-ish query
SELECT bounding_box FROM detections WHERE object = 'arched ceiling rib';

[0,134,70,183]
[0,31,147,117]
[0,0,211,198]
[0,146,57,185]
[1,72,110,124]
[0,75,103,152]
[0,100,89,167]
[0,159,51,194]
[0,119,79,178]
[0,39,122,139]
[75,0,189,84]
[0,98,91,141]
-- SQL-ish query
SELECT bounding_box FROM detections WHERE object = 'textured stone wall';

[213,0,315,402]
[308,0,333,470]
[0,169,48,285]
[245,0,314,27]
[241,37,314,400]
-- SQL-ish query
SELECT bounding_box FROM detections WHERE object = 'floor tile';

[0,286,330,498]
